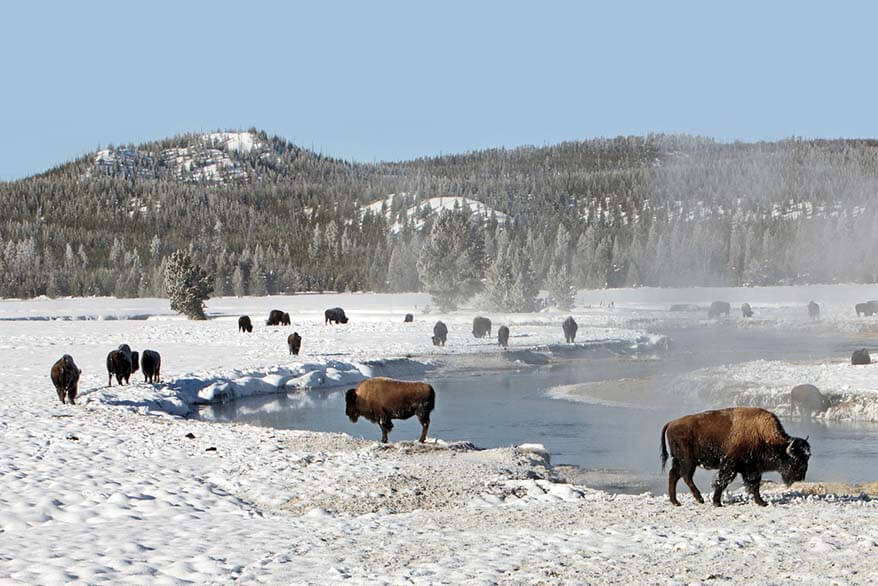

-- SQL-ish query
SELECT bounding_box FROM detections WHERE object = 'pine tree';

[165,249,213,319]
[417,209,482,311]
[545,263,575,310]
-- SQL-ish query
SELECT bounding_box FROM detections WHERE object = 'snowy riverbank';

[3,290,878,583]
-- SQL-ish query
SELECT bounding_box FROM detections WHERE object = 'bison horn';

[804,435,809,442]
[786,440,795,457]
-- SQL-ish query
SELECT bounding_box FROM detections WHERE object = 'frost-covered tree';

[165,249,213,319]
[485,236,539,312]
[417,209,483,311]
[545,263,575,310]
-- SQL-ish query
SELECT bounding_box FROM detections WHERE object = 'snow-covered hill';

[361,193,510,232]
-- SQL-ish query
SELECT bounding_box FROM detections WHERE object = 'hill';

[2,131,878,299]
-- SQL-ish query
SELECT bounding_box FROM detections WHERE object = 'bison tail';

[426,385,436,413]
[660,422,670,471]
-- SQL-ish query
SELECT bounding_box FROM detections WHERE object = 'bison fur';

[708,301,731,318]
[238,315,253,333]
[325,307,348,325]
[852,348,871,365]
[498,325,510,348]
[141,350,161,383]
[807,301,820,320]
[288,332,302,356]
[741,303,753,318]
[790,384,830,418]
[51,354,81,405]
[472,316,491,339]
[563,316,578,343]
[432,321,448,346]
[345,377,436,443]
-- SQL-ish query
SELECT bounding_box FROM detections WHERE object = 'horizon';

[4,1,878,180]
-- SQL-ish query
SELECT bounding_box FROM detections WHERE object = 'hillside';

[2,130,878,299]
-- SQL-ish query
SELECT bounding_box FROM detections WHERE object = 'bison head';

[345,388,359,422]
[779,437,811,485]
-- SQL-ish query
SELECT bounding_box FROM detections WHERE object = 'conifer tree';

[165,249,213,319]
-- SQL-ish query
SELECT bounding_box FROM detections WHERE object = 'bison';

[345,377,436,443]
[281,312,291,326]
[325,307,348,325]
[708,301,731,318]
[432,321,448,346]
[807,301,820,320]
[141,350,161,383]
[238,315,253,333]
[266,309,286,326]
[472,316,492,339]
[498,325,510,348]
[288,332,302,356]
[107,345,139,386]
[404,313,414,323]
[51,354,81,405]
[741,303,753,318]
[852,348,871,365]
[660,407,810,507]
[563,316,578,343]
[790,384,830,418]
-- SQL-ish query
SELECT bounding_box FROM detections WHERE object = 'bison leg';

[108,373,113,387]
[712,463,737,507]
[742,471,767,506]
[55,386,66,404]
[67,384,77,405]
[681,463,704,504]
[417,414,430,443]
[379,417,393,443]
[668,460,682,506]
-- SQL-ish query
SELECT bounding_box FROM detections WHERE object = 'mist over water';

[199,323,878,495]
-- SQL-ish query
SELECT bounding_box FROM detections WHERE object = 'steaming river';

[198,325,878,494]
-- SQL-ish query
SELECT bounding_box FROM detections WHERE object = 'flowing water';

[198,325,878,494]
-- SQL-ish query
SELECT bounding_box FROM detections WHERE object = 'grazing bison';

[238,315,253,333]
[562,316,578,343]
[741,303,753,318]
[472,316,492,339]
[266,309,286,326]
[345,377,436,443]
[432,321,448,346]
[808,301,820,320]
[660,407,811,507]
[852,348,871,365]
[288,332,302,356]
[325,307,348,325]
[791,384,830,418]
[498,325,510,348]
[404,313,414,323]
[106,346,137,386]
[51,354,81,405]
[141,350,161,383]
[281,312,291,326]
[707,301,731,318]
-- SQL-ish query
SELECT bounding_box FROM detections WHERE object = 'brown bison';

[281,312,291,326]
[238,315,253,333]
[325,307,348,324]
[708,301,731,318]
[345,377,436,443]
[404,313,414,323]
[432,321,448,346]
[266,309,286,326]
[51,354,81,405]
[288,332,302,356]
[562,316,578,343]
[141,350,161,383]
[107,345,139,386]
[472,316,492,338]
[790,384,830,418]
[660,407,810,507]
[741,303,753,318]
[807,301,820,320]
[498,325,510,348]
[852,348,871,365]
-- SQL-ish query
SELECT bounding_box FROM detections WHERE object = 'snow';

[2,289,878,582]
[362,193,509,233]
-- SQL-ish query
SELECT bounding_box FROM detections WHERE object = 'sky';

[2,0,877,180]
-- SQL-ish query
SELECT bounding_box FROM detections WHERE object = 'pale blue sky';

[2,1,876,180]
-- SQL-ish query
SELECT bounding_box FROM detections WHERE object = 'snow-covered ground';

[3,289,878,583]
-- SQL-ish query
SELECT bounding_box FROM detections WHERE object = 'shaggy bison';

[432,321,448,346]
[472,316,492,338]
[741,303,753,318]
[404,313,414,323]
[141,350,161,383]
[281,312,291,326]
[791,384,830,418]
[238,315,253,333]
[707,301,731,318]
[563,316,578,343]
[107,345,139,386]
[325,307,348,325]
[288,332,302,356]
[852,348,871,365]
[660,407,810,507]
[808,301,820,320]
[345,377,436,443]
[266,309,287,326]
[498,325,510,348]
[51,354,81,405]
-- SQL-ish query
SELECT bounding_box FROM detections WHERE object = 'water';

[198,325,878,494]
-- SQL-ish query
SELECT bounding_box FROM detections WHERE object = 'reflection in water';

[198,326,878,494]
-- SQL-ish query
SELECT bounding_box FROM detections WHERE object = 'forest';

[2,130,878,309]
